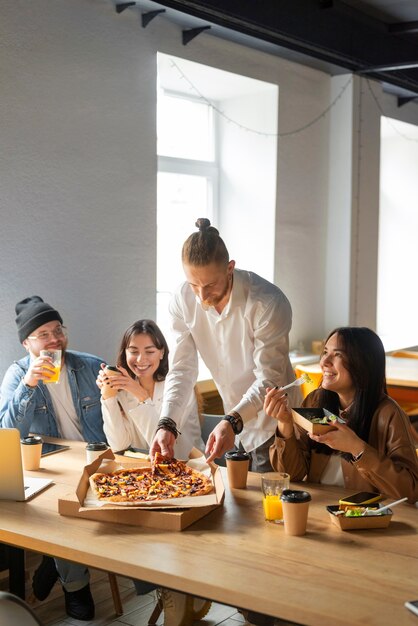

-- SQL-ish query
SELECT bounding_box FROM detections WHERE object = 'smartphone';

[339,491,383,506]
[405,600,418,617]
[41,442,70,457]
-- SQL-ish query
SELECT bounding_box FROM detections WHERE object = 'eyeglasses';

[27,326,67,342]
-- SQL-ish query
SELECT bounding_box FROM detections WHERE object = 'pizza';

[89,453,213,503]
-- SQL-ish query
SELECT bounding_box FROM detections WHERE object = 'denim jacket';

[0,350,106,443]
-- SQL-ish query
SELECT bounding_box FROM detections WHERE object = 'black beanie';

[15,296,63,342]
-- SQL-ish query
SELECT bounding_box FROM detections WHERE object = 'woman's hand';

[309,421,365,456]
[96,363,107,389]
[263,387,294,438]
[97,365,151,402]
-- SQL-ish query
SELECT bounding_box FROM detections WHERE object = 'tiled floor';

[27,565,248,626]
[2,553,298,626]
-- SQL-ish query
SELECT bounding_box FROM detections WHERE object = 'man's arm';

[159,291,199,424]
[150,290,199,458]
[0,363,39,437]
[232,292,295,423]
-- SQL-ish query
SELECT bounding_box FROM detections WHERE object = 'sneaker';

[159,588,195,626]
[193,596,212,619]
[63,583,95,621]
[32,556,59,601]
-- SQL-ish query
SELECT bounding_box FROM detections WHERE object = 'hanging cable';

[169,59,352,138]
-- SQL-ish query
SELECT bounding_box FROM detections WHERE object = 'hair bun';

[195,218,211,232]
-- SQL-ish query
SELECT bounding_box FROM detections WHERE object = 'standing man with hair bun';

[151,218,300,471]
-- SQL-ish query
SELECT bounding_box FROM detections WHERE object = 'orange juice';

[40,349,62,384]
[44,365,61,384]
[263,494,283,521]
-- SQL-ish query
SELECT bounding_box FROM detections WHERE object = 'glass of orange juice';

[261,472,290,523]
[40,349,62,384]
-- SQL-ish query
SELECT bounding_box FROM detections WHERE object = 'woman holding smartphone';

[264,327,418,503]
[98,319,203,459]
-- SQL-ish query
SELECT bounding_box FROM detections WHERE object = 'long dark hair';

[315,327,387,459]
[182,218,229,267]
[116,319,169,382]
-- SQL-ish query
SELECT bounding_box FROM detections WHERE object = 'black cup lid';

[105,365,119,372]
[21,435,43,445]
[86,442,108,451]
[224,450,250,461]
[280,489,311,503]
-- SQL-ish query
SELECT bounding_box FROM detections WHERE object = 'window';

[156,54,278,377]
[377,117,418,350]
[157,87,218,336]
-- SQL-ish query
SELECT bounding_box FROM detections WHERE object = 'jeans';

[55,559,90,592]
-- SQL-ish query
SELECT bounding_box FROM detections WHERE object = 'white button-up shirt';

[161,269,300,452]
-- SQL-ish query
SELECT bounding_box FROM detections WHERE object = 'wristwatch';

[222,412,244,435]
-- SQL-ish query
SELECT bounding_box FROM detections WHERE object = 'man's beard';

[200,278,231,308]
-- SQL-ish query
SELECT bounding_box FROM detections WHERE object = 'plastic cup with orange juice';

[40,349,62,384]
[261,472,290,523]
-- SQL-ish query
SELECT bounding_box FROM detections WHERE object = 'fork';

[278,373,313,391]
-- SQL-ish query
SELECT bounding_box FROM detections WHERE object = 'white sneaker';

[193,596,212,619]
[159,589,194,626]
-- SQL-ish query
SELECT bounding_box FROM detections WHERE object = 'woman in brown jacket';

[265,327,418,504]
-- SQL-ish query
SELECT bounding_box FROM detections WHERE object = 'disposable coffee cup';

[20,435,43,471]
[280,489,311,536]
[86,442,109,463]
[101,365,119,400]
[225,450,250,489]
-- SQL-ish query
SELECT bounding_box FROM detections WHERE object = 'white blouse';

[101,379,204,460]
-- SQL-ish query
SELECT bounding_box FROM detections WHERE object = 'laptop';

[0,429,53,501]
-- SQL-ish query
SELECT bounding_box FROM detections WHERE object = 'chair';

[294,363,322,399]
[108,572,123,616]
[0,591,44,625]
[201,413,227,466]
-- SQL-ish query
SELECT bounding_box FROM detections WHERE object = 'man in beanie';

[0,296,107,620]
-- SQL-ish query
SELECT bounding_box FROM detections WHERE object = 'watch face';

[223,414,243,434]
[235,418,243,434]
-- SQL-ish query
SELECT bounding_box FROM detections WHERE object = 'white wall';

[0,0,158,372]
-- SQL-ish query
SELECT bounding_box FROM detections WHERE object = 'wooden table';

[0,439,417,626]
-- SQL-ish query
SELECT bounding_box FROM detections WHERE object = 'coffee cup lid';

[224,450,250,461]
[105,365,119,372]
[86,442,108,451]
[21,435,43,445]
[280,489,311,503]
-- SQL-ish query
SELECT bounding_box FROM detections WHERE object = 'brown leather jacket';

[269,390,418,504]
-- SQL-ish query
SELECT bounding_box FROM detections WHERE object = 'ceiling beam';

[388,21,418,35]
[150,0,418,96]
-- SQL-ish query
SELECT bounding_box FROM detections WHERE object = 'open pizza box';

[58,447,225,531]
